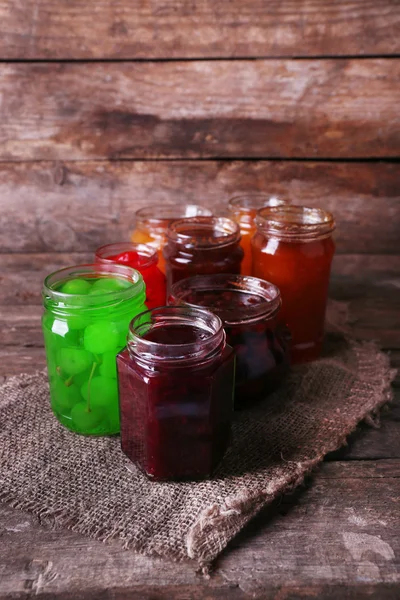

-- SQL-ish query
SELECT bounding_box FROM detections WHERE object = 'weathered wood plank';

[0,160,399,254]
[1,60,399,160]
[1,0,399,60]
[0,461,399,598]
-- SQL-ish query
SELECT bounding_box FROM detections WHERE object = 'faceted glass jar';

[117,306,235,481]
[42,263,146,435]
[228,194,287,276]
[169,274,289,409]
[252,205,335,364]
[95,242,166,309]
[163,216,244,293]
[130,204,212,274]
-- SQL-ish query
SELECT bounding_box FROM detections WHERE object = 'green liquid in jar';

[43,272,146,435]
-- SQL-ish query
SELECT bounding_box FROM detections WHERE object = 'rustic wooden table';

[1,256,399,599]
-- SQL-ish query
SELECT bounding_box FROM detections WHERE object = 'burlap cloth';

[0,317,396,569]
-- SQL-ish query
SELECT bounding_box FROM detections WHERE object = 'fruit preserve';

[169,274,289,409]
[130,204,212,274]
[42,264,146,435]
[95,243,166,309]
[252,205,335,364]
[163,216,244,292]
[117,306,235,481]
[228,194,286,276]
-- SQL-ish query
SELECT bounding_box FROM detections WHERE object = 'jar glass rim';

[95,242,158,269]
[255,205,335,241]
[43,263,145,309]
[135,204,212,227]
[167,216,240,249]
[229,194,287,212]
[170,274,281,325]
[128,305,225,365]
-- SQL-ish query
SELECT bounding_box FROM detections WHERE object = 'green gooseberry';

[71,402,104,432]
[89,277,131,294]
[81,376,117,409]
[52,381,81,414]
[61,279,92,295]
[107,403,120,432]
[83,321,120,354]
[99,351,118,379]
[58,347,93,375]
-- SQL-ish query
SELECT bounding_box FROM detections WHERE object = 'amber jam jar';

[95,242,166,309]
[163,216,244,292]
[169,274,289,409]
[229,194,287,276]
[252,205,335,364]
[117,306,235,481]
[130,204,212,274]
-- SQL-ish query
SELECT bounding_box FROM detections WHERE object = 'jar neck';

[255,205,335,242]
[166,217,241,250]
[135,204,213,235]
[169,274,281,326]
[229,194,287,228]
[95,242,159,270]
[127,306,226,367]
[43,263,146,316]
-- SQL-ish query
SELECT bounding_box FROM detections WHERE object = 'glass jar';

[95,242,166,309]
[163,216,244,292]
[252,205,335,364]
[131,204,212,274]
[117,306,235,481]
[169,274,289,409]
[42,264,146,435]
[228,194,287,276]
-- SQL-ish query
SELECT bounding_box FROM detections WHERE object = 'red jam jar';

[163,216,244,292]
[228,194,287,276]
[169,274,289,409]
[252,205,335,364]
[95,243,166,309]
[130,204,212,274]
[117,306,235,481]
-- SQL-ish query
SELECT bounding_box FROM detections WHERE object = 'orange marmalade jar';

[252,205,335,364]
[228,194,286,276]
[131,204,212,274]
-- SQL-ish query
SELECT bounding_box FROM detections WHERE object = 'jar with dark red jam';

[95,242,166,309]
[252,205,335,364]
[163,216,244,292]
[130,204,212,274]
[117,306,235,481]
[169,274,289,409]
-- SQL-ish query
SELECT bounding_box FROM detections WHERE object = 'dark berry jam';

[169,275,290,409]
[117,307,235,481]
[163,217,244,292]
[95,243,166,309]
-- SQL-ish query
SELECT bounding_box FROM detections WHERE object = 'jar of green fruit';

[42,263,146,435]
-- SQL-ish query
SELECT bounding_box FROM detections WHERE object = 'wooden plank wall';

[0,1,399,290]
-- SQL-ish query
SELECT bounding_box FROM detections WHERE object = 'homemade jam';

[252,205,335,363]
[130,204,212,274]
[95,242,166,309]
[42,264,146,435]
[117,306,235,481]
[228,194,286,276]
[169,274,289,408]
[163,216,244,292]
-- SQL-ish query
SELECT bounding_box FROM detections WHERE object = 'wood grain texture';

[0,461,399,598]
[0,160,399,254]
[1,60,399,160]
[1,1,399,60]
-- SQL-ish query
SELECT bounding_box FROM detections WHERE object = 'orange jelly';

[252,206,335,364]
[228,194,286,276]
[131,204,212,274]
